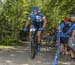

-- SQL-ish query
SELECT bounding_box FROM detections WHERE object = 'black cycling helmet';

[32,6,39,12]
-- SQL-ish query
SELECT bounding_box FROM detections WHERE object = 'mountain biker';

[59,17,71,55]
[24,6,47,51]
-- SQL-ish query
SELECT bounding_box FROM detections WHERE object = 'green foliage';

[0,0,75,45]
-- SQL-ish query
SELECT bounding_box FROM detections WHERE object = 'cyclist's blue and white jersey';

[28,12,45,28]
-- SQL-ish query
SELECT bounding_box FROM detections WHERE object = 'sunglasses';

[33,10,38,12]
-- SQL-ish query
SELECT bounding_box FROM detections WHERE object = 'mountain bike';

[30,26,37,59]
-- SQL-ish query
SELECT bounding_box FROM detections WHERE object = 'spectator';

[59,17,71,55]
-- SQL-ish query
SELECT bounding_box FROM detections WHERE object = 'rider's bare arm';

[25,17,31,27]
[42,16,47,28]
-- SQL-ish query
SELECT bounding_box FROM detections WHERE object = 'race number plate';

[30,28,36,32]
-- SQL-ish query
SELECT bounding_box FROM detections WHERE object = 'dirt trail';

[0,46,74,65]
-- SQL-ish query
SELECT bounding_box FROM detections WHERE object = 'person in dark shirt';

[59,17,71,55]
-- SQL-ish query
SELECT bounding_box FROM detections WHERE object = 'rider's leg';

[36,31,42,51]
[37,31,41,44]
[37,31,41,43]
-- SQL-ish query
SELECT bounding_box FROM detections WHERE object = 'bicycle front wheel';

[30,38,36,59]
